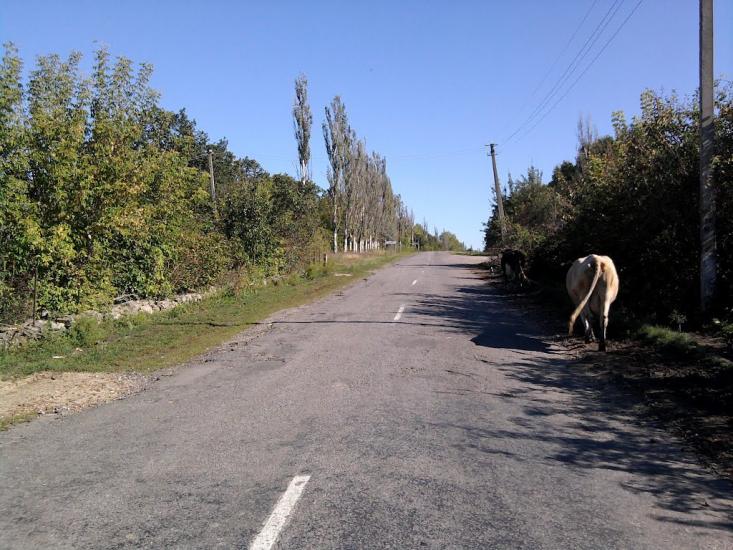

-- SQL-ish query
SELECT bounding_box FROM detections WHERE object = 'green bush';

[485,86,733,326]
[0,45,325,321]
[68,316,106,348]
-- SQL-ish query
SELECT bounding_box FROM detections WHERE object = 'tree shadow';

[445,355,733,533]
[401,265,733,534]
[405,284,558,354]
[393,262,487,270]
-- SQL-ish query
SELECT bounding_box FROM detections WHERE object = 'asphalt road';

[1,252,731,549]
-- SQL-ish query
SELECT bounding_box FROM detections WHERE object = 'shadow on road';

[405,282,557,355]
[409,262,733,534]
[392,263,485,270]
[468,356,733,533]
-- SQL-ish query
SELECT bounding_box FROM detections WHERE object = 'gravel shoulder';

[0,372,148,428]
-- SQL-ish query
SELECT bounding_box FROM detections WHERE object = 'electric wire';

[502,0,626,145]
[513,0,601,120]
[513,0,644,144]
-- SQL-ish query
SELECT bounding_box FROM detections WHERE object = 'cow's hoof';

[598,342,607,352]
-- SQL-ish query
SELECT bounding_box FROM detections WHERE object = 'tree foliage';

[0,45,311,319]
[322,95,420,253]
[484,87,733,324]
[0,45,455,322]
[293,74,312,184]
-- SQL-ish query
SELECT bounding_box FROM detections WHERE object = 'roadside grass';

[0,252,410,380]
[0,411,37,431]
[635,324,733,369]
[636,324,701,358]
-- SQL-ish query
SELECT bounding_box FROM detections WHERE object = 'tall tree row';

[320,94,415,253]
[322,96,350,253]
[0,45,323,320]
[0,45,462,323]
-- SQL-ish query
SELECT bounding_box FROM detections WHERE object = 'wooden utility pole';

[32,261,38,326]
[207,149,218,216]
[488,144,506,243]
[699,0,716,314]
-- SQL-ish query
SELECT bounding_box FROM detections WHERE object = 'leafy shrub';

[68,316,106,347]
[485,86,733,325]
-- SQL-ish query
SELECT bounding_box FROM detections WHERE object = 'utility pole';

[699,0,716,314]
[207,149,218,217]
[488,144,506,243]
[32,260,38,326]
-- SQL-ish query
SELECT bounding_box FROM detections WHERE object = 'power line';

[387,147,485,161]
[518,0,626,134]
[503,0,625,144]
[502,0,626,145]
[513,0,644,144]
[512,0,601,120]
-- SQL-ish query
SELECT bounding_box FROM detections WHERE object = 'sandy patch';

[0,371,148,423]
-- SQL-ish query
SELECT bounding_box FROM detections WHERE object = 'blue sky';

[2,0,732,249]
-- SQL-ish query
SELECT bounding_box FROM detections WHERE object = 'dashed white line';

[411,279,418,286]
[250,475,310,550]
[393,304,405,322]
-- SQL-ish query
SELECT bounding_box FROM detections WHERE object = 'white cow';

[566,254,619,352]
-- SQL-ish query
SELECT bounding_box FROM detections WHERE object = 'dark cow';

[500,249,528,286]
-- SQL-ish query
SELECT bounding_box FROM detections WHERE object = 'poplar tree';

[323,96,350,253]
[292,74,312,185]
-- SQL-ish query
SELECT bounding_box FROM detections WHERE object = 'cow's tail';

[568,259,602,336]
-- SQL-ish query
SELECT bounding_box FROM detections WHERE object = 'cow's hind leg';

[598,296,610,352]
[581,307,595,343]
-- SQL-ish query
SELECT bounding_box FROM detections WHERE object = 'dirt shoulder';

[0,372,148,429]
[572,339,733,479]
[479,261,733,480]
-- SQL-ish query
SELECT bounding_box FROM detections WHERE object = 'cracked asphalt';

[1,252,731,549]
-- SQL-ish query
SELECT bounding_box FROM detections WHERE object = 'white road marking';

[411,279,418,286]
[250,475,310,550]
[393,304,405,322]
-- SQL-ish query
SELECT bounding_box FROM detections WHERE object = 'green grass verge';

[636,325,702,357]
[636,324,733,370]
[636,325,733,368]
[0,411,37,431]
[0,252,411,379]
